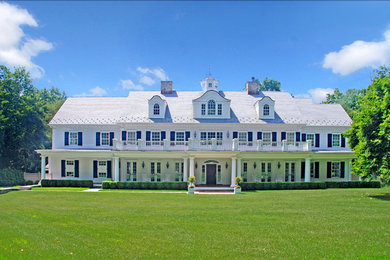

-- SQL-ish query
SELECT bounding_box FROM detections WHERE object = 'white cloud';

[0,2,53,78]
[323,29,390,76]
[139,75,156,86]
[76,86,107,97]
[120,79,144,90]
[136,66,169,81]
[308,88,334,104]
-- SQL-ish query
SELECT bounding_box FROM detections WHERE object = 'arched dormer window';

[153,104,160,115]
[208,100,216,115]
[263,104,270,116]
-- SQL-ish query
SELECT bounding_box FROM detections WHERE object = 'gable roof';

[49,91,352,126]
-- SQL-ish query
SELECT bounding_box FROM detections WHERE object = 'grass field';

[0,188,389,259]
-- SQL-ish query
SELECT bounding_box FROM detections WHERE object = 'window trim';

[306,133,315,147]
[101,132,110,146]
[238,131,248,145]
[286,132,295,146]
[151,131,161,145]
[263,132,272,146]
[331,161,341,177]
[263,104,270,116]
[66,160,75,177]
[127,131,137,144]
[98,160,107,178]
[153,103,160,115]
[207,100,216,115]
[69,132,78,146]
[332,133,341,147]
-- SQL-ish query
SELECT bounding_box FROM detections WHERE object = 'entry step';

[195,186,234,193]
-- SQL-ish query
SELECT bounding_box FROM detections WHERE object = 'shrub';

[101,181,187,190]
[25,180,33,185]
[41,179,93,188]
[0,168,25,186]
[34,180,40,185]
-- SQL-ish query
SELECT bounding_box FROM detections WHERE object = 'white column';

[183,157,188,182]
[231,157,237,187]
[41,156,46,180]
[114,157,120,181]
[237,158,242,178]
[348,159,352,181]
[304,158,311,182]
[189,157,195,177]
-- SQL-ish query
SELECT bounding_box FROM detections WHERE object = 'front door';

[206,164,217,185]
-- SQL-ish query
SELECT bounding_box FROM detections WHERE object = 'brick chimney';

[161,81,173,94]
[246,77,259,95]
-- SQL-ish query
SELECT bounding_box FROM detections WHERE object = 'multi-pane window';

[98,161,107,178]
[243,162,248,182]
[263,104,270,116]
[176,132,185,145]
[307,134,315,147]
[217,165,222,183]
[201,104,206,115]
[216,132,223,145]
[69,132,78,145]
[331,162,340,177]
[127,162,137,181]
[285,162,295,182]
[151,132,160,145]
[66,160,74,177]
[310,162,315,178]
[207,132,216,140]
[153,104,160,115]
[332,134,341,147]
[127,131,136,144]
[101,132,110,146]
[208,100,216,115]
[208,83,212,89]
[201,165,206,182]
[286,132,295,145]
[175,162,183,181]
[238,132,247,145]
[200,131,223,145]
[151,162,161,181]
[200,132,207,145]
[260,162,272,182]
[263,132,271,145]
[217,104,222,115]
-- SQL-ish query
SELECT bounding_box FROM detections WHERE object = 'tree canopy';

[323,88,364,116]
[0,66,66,172]
[258,77,281,91]
[345,66,390,183]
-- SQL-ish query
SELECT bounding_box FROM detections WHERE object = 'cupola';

[200,77,219,92]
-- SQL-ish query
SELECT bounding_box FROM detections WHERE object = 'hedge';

[40,179,94,188]
[0,168,25,186]
[102,181,187,190]
[241,181,381,191]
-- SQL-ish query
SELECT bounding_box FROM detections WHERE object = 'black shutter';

[107,161,112,179]
[75,160,79,178]
[315,162,319,178]
[315,134,320,148]
[61,160,66,177]
[78,132,83,146]
[301,161,305,179]
[122,131,127,141]
[341,136,346,148]
[301,133,306,142]
[93,160,98,178]
[146,131,151,141]
[296,132,301,142]
[170,131,175,141]
[96,132,100,146]
[161,131,166,141]
[257,131,262,140]
[248,132,253,142]
[272,132,277,142]
[327,162,332,178]
[328,134,332,148]
[185,131,190,141]
[136,131,142,140]
[64,132,69,146]
[233,132,238,139]
[281,132,286,141]
[340,162,345,178]
[109,132,114,146]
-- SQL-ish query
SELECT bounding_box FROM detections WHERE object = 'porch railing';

[113,139,313,152]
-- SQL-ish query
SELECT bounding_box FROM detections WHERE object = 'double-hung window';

[127,131,136,144]
[176,132,185,145]
[331,162,340,177]
[66,160,75,177]
[263,104,270,116]
[98,161,107,178]
[208,132,216,145]
[332,134,341,147]
[263,132,271,146]
[216,132,223,145]
[69,132,78,145]
[307,133,315,147]
[151,132,160,145]
[200,132,207,145]
[238,132,247,145]
[286,132,295,145]
[208,100,216,115]
[217,104,222,115]
[201,104,206,115]
[101,132,110,146]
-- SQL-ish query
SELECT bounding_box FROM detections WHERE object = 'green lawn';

[0,188,389,259]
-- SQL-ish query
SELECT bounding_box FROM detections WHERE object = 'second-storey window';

[151,132,160,145]
[307,133,315,147]
[101,132,110,146]
[176,132,185,145]
[286,132,295,145]
[332,134,341,147]
[238,132,247,145]
[263,132,271,145]
[69,132,78,145]
[127,131,136,144]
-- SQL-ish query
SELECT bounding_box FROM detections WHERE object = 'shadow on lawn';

[370,193,390,201]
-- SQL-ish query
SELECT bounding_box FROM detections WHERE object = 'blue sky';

[1,1,390,103]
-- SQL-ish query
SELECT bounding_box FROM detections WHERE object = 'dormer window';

[263,104,270,116]
[218,104,222,115]
[153,104,160,115]
[208,100,216,115]
[201,104,206,115]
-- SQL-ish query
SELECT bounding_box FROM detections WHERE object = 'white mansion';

[37,77,355,186]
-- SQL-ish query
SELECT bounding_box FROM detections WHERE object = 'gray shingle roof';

[49,91,352,126]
